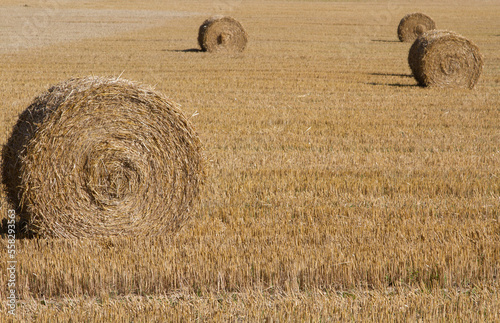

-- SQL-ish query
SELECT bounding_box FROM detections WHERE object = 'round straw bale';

[2,76,204,238]
[408,30,484,89]
[398,13,436,42]
[198,15,248,52]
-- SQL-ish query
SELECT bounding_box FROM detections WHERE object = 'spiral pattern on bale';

[398,13,436,42]
[408,30,484,89]
[2,76,204,238]
[198,15,248,53]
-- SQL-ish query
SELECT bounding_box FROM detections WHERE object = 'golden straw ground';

[398,13,436,42]
[0,0,499,320]
[408,30,484,89]
[198,15,248,53]
[1,76,204,239]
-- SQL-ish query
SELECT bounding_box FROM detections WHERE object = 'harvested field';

[0,0,499,321]
[0,6,201,53]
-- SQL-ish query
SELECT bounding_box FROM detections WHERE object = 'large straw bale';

[398,13,436,42]
[198,15,248,52]
[408,30,484,89]
[2,76,204,238]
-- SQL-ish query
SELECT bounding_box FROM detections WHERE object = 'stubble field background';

[0,0,499,321]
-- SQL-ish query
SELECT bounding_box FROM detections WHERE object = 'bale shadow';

[366,82,419,88]
[371,39,400,43]
[2,110,36,211]
[0,218,36,239]
[1,96,48,236]
[369,72,413,78]
[164,48,204,53]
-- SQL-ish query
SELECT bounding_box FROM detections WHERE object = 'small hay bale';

[2,76,204,238]
[398,13,436,42]
[408,30,484,89]
[198,15,248,52]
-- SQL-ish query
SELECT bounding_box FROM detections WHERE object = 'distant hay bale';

[408,30,484,89]
[2,76,204,238]
[198,15,248,52]
[398,13,436,42]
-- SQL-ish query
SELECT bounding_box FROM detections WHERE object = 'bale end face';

[408,30,484,89]
[2,76,205,239]
[198,16,248,53]
[398,13,436,43]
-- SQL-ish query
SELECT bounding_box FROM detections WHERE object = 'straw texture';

[408,30,484,89]
[398,13,436,42]
[2,76,204,238]
[198,15,248,52]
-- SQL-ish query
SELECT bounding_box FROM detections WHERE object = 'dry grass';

[2,288,500,322]
[0,0,499,321]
